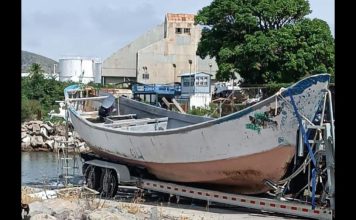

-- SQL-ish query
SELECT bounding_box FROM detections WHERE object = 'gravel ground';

[22,186,302,220]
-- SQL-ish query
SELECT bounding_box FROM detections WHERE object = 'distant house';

[21,72,59,80]
[21,72,30,77]
[102,13,218,85]
[179,72,212,109]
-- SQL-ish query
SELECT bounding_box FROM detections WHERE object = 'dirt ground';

[22,186,301,220]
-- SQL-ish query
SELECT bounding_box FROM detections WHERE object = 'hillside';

[22,51,58,74]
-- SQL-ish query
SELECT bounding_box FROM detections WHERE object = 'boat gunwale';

[68,74,330,136]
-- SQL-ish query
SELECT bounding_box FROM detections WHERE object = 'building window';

[184,28,190,34]
[142,74,149,79]
[203,76,208,86]
[175,28,182,34]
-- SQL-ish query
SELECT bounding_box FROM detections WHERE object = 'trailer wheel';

[85,165,101,191]
[101,169,118,198]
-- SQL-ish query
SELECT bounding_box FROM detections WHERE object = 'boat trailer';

[79,88,335,220]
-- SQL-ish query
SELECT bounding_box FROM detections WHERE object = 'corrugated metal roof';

[179,72,212,77]
[166,13,195,22]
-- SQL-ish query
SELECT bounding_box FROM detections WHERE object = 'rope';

[288,89,318,209]
[276,148,323,185]
[311,168,317,209]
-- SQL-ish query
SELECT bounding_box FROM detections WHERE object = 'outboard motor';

[98,106,110,119]
[98,93,116,121]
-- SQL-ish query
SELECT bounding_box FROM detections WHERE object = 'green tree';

[22,63,69,121]
[195,0,334,84]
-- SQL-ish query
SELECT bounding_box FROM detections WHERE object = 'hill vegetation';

[22,50,58,74]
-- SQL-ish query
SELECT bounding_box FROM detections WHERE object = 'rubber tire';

[84,165,101,191]
[100,169,118,198]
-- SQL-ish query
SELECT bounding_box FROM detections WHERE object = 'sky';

[22,0,335,61]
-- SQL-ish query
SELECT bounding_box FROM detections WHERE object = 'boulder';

[40,127,50,139]
[31,120,44,124]
[32,124,41,134]
[21,142,32,151]
[45,140,55,150]
[22,132,28,139]
[22,136,31,144]
[41,123,54,134]
[31,135,44,147]
[30,213,57,220]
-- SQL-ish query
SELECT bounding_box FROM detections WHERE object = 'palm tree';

[28,63,44,78]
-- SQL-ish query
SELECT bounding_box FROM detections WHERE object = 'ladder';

[295,88,335,211]
[57,101,80,186]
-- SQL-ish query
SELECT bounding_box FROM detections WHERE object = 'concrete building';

[102,13,218,84]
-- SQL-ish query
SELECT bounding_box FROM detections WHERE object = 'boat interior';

[67,87,207,132]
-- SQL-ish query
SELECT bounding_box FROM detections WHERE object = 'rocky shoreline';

[21,121,90,153]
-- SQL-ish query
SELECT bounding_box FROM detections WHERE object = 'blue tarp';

[64,84,81,99]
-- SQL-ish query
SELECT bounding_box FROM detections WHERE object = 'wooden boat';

[66,74,330,194]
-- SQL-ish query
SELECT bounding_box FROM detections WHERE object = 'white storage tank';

[59,57,102,84]
[94,59,102,84]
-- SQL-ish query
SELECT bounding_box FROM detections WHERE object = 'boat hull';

[90,144,295,194]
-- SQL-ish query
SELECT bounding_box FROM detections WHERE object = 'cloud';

[88,3,160,38]
[22,0,334,61]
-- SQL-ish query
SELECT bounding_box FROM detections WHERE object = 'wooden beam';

[161,97,172,108]
[172,98,186,114]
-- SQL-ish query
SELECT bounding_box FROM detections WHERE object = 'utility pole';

[173,63,176,83]
[188,60,192,95]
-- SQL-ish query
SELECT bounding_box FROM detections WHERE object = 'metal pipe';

[298,121,304,157]
[68,96,109,102]
[307,162,310,202]
[327,89,335,150]
[320,92,328,126]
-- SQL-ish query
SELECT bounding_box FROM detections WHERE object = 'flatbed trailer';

[80,152,333,220]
